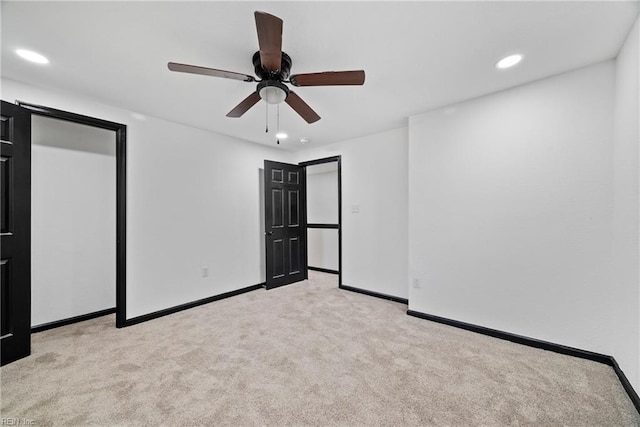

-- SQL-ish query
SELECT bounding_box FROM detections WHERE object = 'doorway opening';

[18,102,127,329]
[300,156,342,288]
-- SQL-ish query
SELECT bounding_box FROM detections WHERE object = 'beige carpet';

[1,271,638,426]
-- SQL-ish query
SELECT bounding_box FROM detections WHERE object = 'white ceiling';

[2,1,638,151]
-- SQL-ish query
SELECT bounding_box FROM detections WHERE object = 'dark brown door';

[1,101,31,366]
[264,160,307,289]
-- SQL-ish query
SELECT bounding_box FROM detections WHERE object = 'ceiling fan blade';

[226,92,261,118]
[290,70,365,87]
[254,11,283,72]
[285,92,320,124]
[168,62,255,82]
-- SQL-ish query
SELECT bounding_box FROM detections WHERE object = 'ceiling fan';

[168,11,365,124]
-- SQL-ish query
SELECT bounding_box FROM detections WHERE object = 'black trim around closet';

[300,156,342,287]
[18,101,128,329]
[299,156,341,167]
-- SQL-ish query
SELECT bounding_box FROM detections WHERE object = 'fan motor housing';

[253,51,292,81]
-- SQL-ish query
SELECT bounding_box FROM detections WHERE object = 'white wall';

[2,78,293,319]
[307,166,339,224]
[31,115,116,325]
[125,116,294,318]
[296,127,408,299]
[612,16,640,391]
[307,229,339,271]
[408,61,616,356]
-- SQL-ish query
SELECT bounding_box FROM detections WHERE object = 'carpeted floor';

[1,271,638,426]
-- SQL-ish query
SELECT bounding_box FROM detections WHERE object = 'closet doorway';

[300,156,341,286]
[20,102,127,330]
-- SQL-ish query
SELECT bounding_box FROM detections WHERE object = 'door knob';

[265,231,273,236]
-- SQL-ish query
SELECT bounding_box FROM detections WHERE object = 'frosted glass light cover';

[259,86,287,104]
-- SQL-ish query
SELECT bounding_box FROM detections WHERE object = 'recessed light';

[275,132,287,139]
[496,54,522,70]
[16,49,49,65]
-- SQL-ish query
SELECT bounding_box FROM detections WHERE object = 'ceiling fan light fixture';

[169,11,363,124]
[258,81,289,105]
[496,53,523,69]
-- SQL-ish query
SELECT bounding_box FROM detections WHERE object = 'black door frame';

[18,102,127,328]
[299,155,342,287]
[1,100,32,365]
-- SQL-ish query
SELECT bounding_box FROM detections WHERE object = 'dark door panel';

[1,100,31,366]
[264,160,307,289]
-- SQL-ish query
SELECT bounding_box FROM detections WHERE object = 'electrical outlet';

[202,267,209,278]
[412,278,421,289]
[352,204,360,213]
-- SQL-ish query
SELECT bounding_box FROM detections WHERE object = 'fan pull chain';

[265,92,269,133]
[276,104,280,145]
